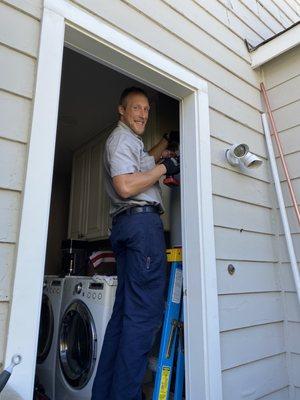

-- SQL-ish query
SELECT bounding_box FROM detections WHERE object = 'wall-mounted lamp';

[225,143,263,169]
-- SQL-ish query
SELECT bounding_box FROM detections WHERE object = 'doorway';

[38,45,180,399]
[5,3,221,398]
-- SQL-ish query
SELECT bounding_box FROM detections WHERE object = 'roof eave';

[250,22,300,69]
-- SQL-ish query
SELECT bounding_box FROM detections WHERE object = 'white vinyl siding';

[0,0,299,396]
[0,0,41,368]
[66,1,297,397]
[262,45,300,397]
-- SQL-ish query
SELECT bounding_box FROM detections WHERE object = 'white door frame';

[5,1,222,398]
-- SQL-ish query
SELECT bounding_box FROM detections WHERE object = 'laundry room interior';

[35,46,182,399]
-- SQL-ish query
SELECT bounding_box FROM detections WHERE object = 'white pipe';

[262,113,300,305]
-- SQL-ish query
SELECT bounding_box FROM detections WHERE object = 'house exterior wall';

[262,46,300,398]
[0,0,299,398]
[0,0,42,367]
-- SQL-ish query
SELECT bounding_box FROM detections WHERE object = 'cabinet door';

[85,139,105,239]
[85,131,112,240]
[68,148,89,239]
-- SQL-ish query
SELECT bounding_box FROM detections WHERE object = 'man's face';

[118,93,150,135]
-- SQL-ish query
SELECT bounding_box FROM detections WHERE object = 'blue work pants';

[91,212,167,400]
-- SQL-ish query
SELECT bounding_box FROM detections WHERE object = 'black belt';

[114,205,160,219]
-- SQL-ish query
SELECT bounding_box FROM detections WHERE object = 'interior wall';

[44,173,71,275]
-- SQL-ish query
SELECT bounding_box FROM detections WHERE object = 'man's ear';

[118,105,125,115]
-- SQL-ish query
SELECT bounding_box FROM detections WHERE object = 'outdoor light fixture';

[225,143,263,168]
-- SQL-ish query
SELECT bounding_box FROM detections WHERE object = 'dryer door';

[59,300,97,389]
[37,293,54,364]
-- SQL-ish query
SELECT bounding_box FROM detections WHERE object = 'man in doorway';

[91,87,180,400]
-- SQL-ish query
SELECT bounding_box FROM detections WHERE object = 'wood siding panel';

[213,196,274,234]
[0,189,21,243]
[0,45,35,98]
[222,354,288,400]
[198,0,264,44]
[279,263,297,292]
[272,100,300,132]
[0,243,15,301]
[217,261,279,294]
[256,387,290,400]
[209,85,262,132]
[163,0,251,60]
[219,0,275,38]
[0,139,26,191]
[221,322,285,370]
[265,44,300,344]
[291,353,300,386]
[209,109,267,158]
[267,74,300,111]
[212,166,272,208]
[278,207,300,234]
[286,292,300,322]
[277,151,300,181]
[241,0,287,32]
[276,126,300,156]
[257,0,292,28]
[219,292,284,331]
[0,90,31,143]
[279,234,300,262]
[0,2,40,57]
[278,178,300,209]
[272,0,300,20]
[73,0,262,110]
[263,47,300,89]
[2,0,42,19]
[215,228,276,261]
[287,321,300,353]
[124,0,260,87]
[0,302,9,365]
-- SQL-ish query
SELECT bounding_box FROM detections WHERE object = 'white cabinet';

[68,127,111,240]
[85,135,110,239]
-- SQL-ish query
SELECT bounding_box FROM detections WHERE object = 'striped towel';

[89,251,115,269]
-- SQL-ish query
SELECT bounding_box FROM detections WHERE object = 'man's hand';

[160,156,180,176]
[163,131,180,146]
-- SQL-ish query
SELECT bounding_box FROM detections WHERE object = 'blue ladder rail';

[152,248,184,400]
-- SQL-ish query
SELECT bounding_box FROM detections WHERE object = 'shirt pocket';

[140,153,155,172]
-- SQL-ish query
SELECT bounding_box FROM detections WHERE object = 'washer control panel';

[73,280,105,301]
[44,279,63,295]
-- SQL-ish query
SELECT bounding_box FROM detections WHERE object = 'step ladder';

[152,248,184,400]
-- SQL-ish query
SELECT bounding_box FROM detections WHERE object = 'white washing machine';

[36,275,65,399]
[55,275,117,400]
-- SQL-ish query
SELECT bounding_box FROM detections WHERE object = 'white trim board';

[4,1,222,399]
[251,24,300,69]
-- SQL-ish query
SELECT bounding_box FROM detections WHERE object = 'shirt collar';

[118,121,142,141]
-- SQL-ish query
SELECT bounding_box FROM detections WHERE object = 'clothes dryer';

[55,275,117,400]
[36,276,65,399]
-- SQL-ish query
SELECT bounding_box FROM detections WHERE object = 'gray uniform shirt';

[104,121,164,217]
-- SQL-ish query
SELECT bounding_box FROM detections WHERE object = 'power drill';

[162,146,180,187]
[162,129,180,187]
[163,151,180,187]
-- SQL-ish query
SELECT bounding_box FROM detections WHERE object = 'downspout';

[261,113,300,305]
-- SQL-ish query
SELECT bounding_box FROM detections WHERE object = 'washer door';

[37,294,54,364]
[59,300,97,389]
